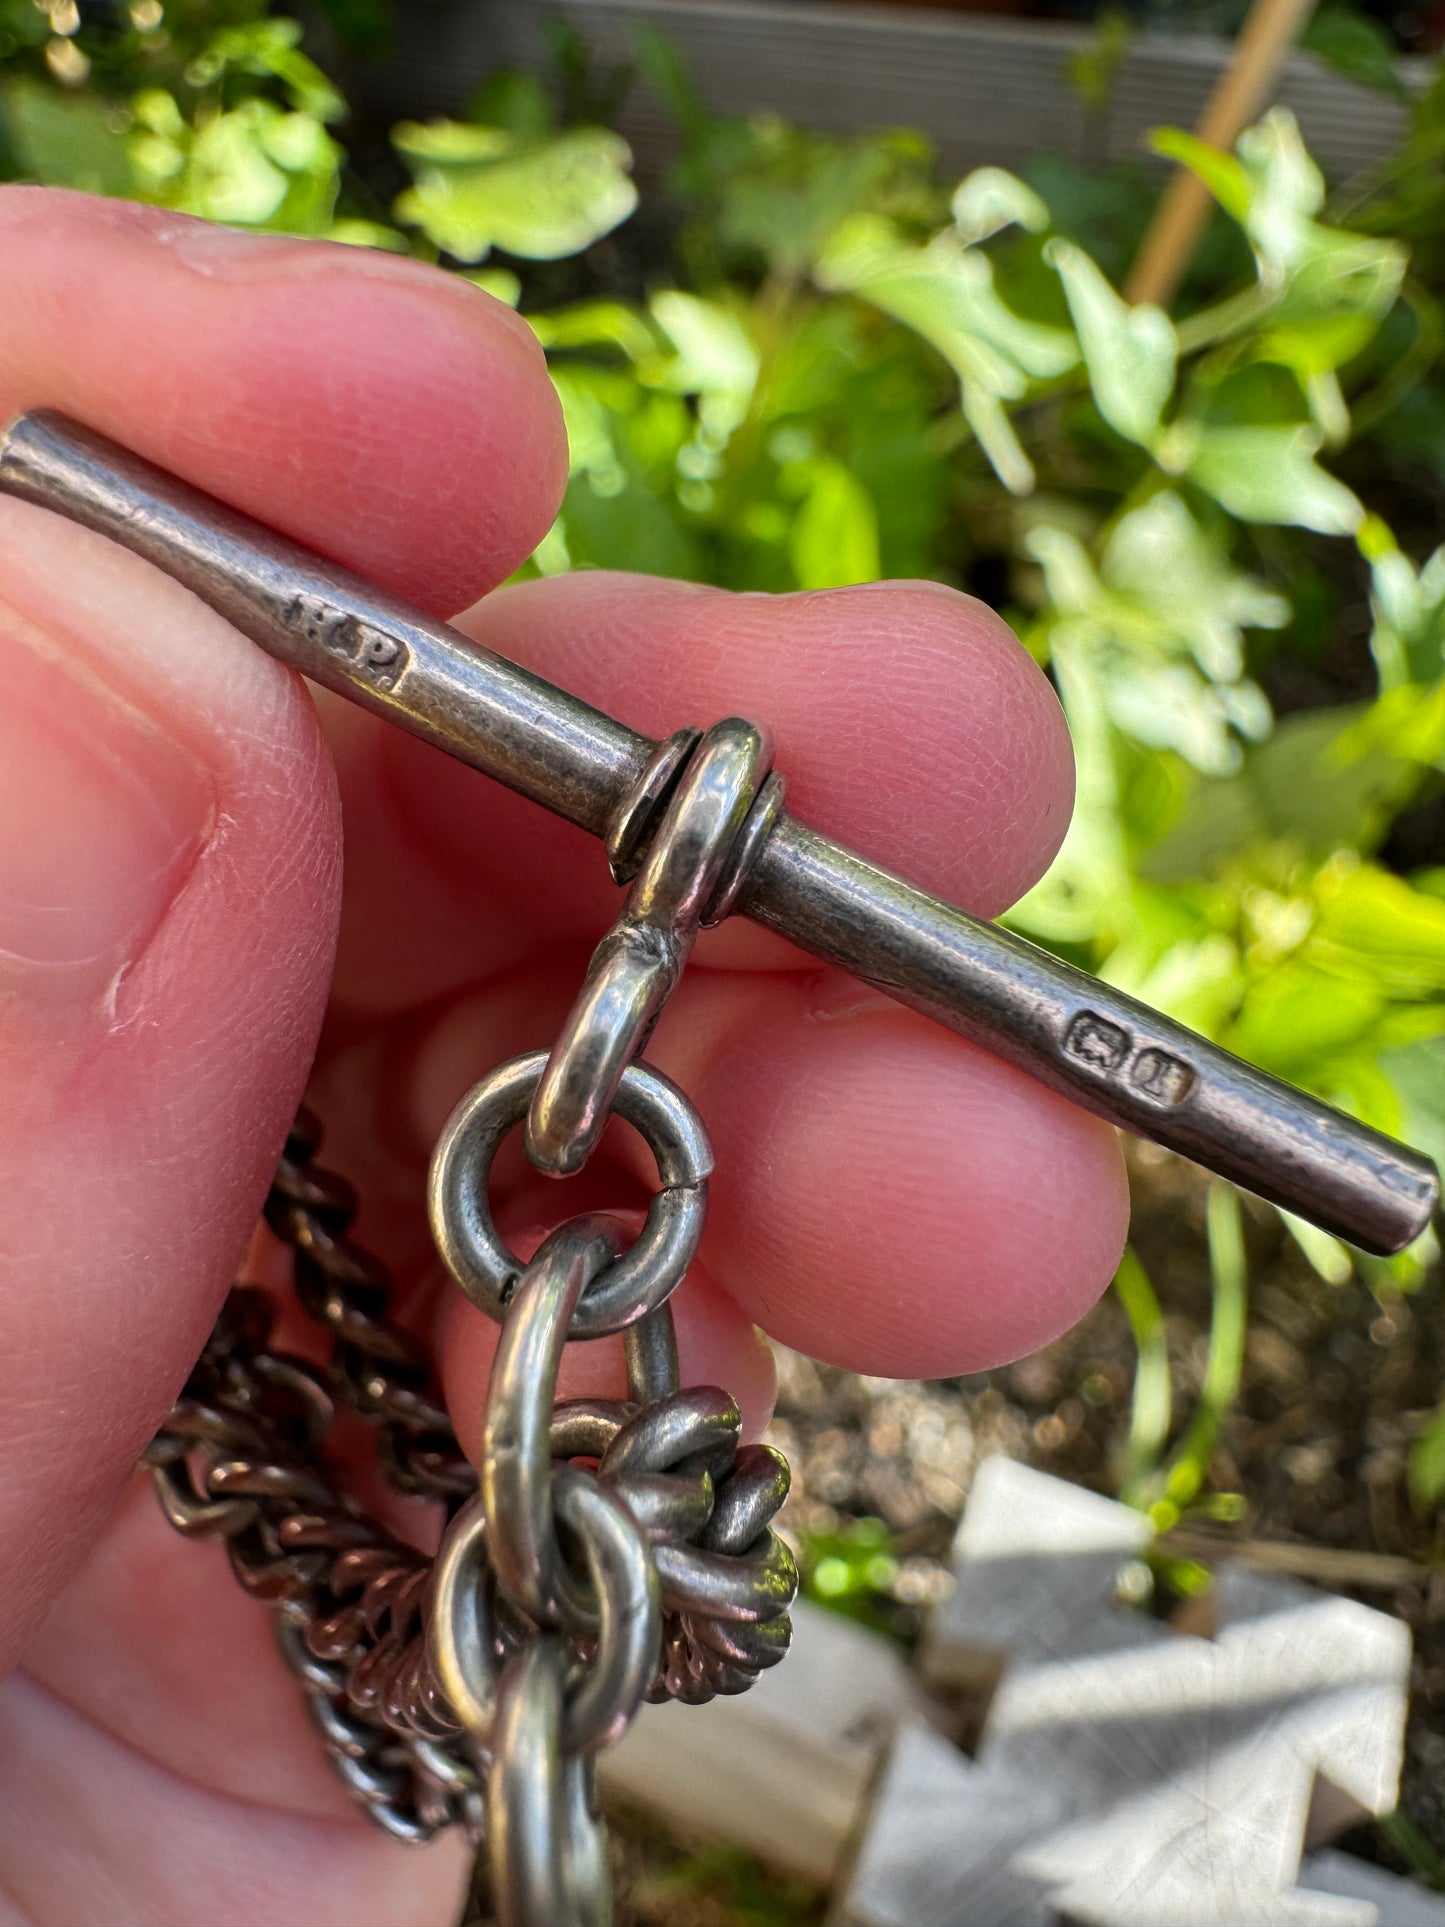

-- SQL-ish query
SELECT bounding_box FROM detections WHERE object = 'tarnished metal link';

[604,726,700,884]
[589,1388,797,1704]
[429,1491,502,1744]
[143,1284,482,1845]
[623,1304,681,1406]
[428,1050,712,1336]
[550,1463,661,1755]
[265,1109,473,1502]
[526,718,775,1178]
[487,1642,610,1927]
[480,1217,627,1630]
[144,1109,796,1908]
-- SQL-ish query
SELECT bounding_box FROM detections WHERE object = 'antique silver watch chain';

[2,410,1440,1925]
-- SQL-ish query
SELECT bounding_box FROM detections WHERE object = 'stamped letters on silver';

[288,594,408,692]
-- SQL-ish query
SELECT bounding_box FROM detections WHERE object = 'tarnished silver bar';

[1,409,1436,1255]
[0,413,647,835]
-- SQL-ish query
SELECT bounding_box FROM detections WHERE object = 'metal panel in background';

[372,0,1416,180]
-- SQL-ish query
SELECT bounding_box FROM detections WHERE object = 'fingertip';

[0,190,568,614]
[456,572,1075,917]
[652,979,1129,1380]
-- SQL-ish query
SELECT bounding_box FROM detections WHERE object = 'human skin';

[0,187,1129,1926]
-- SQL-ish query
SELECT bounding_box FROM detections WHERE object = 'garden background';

[4,0,1445,1916]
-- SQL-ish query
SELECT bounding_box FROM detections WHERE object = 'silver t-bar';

[1,410,1436,1255]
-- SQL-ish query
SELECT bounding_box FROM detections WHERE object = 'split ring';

[427,1050,712,1336]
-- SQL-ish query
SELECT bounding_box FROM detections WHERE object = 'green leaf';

[0,78,132,196]
[1237,109,1326,276]
[818,219,1075,491]
[788,458,881,588]
[1028,499,1280,773]
[1104,493,1288,675]
[1181,423,1363,534]
[1302,7,1405,98]
[326,219,411,252]
[468,68,556,143]
[187,21,345,122]
[719,126,935,281]
[392,121,514,165]
[1149,126,1251,221]
[1409,1407,1445,1511]
[818,221,1078,388]
[1316,863,1445,986]
[1145,703,1423,882]
[1365,547,1445,687]
[647,291,759,441]
[394,125,637,263]
[1114,1246,1171,1504]
[963,384,1035,495]
[1381,1035,1445,1175]
[1280,1212,1354,1283]
[464,266,523,306]
[187,112,293,226]
[1228,960,1385,1074]
[649,292,759,395]
[529,300,660,362]
[951,166,1049,245]
[1047,239,1177,447]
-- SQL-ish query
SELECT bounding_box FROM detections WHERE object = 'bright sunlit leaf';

[1182,424,1363,534]
[1047,239,1177,448]
[394,124,638,263]
[951,165,1049,245]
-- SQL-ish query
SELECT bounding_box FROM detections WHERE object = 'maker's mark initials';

[287,594,409,692]
[1065,1011,1196,1109]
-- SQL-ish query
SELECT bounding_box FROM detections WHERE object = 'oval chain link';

[525,716,776,1178]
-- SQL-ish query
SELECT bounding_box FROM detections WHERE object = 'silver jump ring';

[428,1050,712,1336]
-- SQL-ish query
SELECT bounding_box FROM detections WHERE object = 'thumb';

[0,495,340,1665]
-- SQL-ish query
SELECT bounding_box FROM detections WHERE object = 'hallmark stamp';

[1130,1047,1196,1107]
[1065,1011,1129,1072]
[1065,1011,1196,1108]
[287,595,408,691]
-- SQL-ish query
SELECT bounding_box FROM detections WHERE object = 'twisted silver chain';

[145,718,798,1923]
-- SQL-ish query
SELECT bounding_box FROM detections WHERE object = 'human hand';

[0,188,1128,1926]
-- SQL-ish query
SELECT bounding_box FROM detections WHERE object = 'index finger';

[0,188,566,613]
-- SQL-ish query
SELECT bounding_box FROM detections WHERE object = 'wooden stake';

[1124,0,1321,309]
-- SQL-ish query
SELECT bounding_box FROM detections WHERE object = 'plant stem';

[1160,1182,1249,1516]
[1115,1247,1173,1505]
[1172,283,1273,355]
[1380,1810,1445,1894]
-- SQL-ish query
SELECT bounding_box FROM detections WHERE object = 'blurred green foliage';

[797,1514,902,1633]
[5,0,1445,1524]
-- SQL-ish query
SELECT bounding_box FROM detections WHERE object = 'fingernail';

[0,527,214,1004]
[157,217,540,346]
